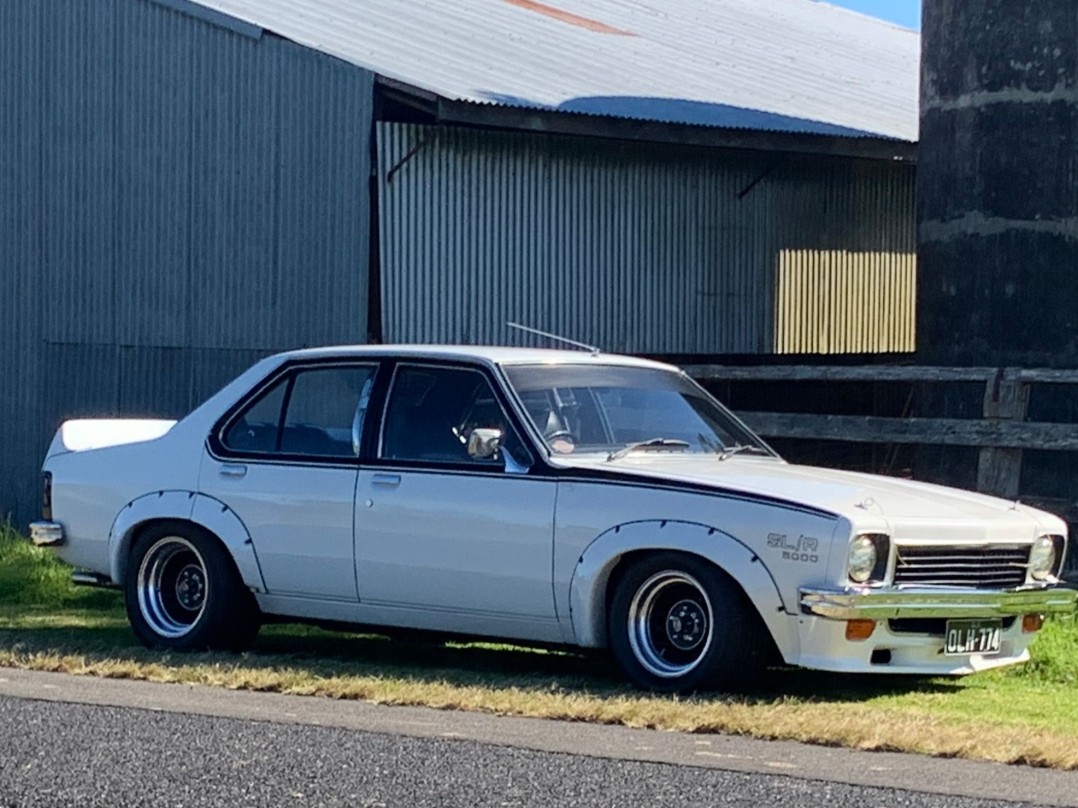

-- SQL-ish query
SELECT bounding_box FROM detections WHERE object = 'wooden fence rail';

[683,365,1078,500]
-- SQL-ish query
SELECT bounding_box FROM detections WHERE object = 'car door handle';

[219,464,248,478]
[371,473,401,487]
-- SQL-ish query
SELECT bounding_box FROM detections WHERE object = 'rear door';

[201,361,378,601]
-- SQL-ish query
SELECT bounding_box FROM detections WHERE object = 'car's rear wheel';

[124,521,260,651]
[608,553,762,692]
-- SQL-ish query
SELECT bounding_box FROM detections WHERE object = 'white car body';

[32,346,1075,687]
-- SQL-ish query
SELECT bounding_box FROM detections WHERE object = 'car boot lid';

[46,418,178,458]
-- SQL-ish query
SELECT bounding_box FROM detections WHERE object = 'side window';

[224,379,287,453]
[223,365,376,458]
[381,365,525,466]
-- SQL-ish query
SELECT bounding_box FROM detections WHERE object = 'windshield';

[503,364,775,459]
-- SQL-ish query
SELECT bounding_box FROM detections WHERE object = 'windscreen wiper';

[607,438,691,462]
[718,444,772,461]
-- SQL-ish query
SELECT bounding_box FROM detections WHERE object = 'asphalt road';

[1,668,1075,808]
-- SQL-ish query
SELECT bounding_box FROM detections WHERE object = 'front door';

[355,363,558,622]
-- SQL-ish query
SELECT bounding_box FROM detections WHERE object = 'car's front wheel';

[124,521,260,651]
[608,553,762,692]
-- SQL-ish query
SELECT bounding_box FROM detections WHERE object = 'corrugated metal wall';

[0,0,373,527]
[0,1,44,532]
[772,160,917,353]
[377,123,915,354]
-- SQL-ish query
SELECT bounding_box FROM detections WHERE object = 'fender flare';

[568,520,799,661]
[108,491,266,593]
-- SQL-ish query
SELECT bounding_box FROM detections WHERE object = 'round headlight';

[847,535,878,584]
[1029,535,1057,581]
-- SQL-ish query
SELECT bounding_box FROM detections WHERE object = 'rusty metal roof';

[179,0,920,141]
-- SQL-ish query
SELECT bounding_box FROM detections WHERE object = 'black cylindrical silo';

[918,2,1078,366]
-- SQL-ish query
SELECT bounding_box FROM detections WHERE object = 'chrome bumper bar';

[71,570,116,588]
[29,521,65,547]
[801,585,1077,620]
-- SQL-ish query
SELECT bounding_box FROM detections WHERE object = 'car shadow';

[0,607,964,704]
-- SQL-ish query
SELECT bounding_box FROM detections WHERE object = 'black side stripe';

[549,466,839,520]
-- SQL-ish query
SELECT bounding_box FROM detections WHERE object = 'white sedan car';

[31,346,1076,691]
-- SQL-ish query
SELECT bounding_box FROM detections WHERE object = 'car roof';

[277,344,678,372]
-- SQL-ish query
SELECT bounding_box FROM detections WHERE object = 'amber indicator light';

[845,619,877,641]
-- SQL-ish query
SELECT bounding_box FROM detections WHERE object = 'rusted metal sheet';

[377,123,916,355]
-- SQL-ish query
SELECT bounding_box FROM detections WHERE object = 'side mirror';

[467,428,503,460]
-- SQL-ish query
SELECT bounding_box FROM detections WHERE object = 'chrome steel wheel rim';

[627,571,714,679]
[136,536,208,638]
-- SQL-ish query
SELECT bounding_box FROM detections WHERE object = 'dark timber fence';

[684,365,1078,578]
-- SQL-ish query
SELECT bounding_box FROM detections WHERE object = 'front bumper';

[801,585,1077,620]
[29,521,65,547]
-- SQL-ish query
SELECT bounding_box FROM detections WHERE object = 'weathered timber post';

[918,3,1078,368]
[976,370,1029,498]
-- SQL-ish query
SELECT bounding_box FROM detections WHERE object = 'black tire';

[608,553,764,693]
[123,521,261,652]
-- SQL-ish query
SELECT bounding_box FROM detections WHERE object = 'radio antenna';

[507,322,600,354]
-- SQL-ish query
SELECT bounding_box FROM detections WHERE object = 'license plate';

[944,619,1002,656]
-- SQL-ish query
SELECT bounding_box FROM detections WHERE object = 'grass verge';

[3,524,1078,768]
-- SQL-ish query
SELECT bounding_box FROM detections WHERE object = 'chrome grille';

[893,545,1030,588]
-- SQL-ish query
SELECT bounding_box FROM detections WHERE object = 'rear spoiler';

[46,419,177,458]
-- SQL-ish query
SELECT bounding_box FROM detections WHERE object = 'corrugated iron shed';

[182,0,919,141]
[377,123,915,354]
[0,0,374,528]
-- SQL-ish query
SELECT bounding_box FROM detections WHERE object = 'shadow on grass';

[0,596,964,706]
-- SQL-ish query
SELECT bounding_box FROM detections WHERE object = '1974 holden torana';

[30,346,1077,691]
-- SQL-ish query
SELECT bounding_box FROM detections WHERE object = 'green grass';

[3,523,1078,767]
[1007,611,1078,686]
[0,523,117,610]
